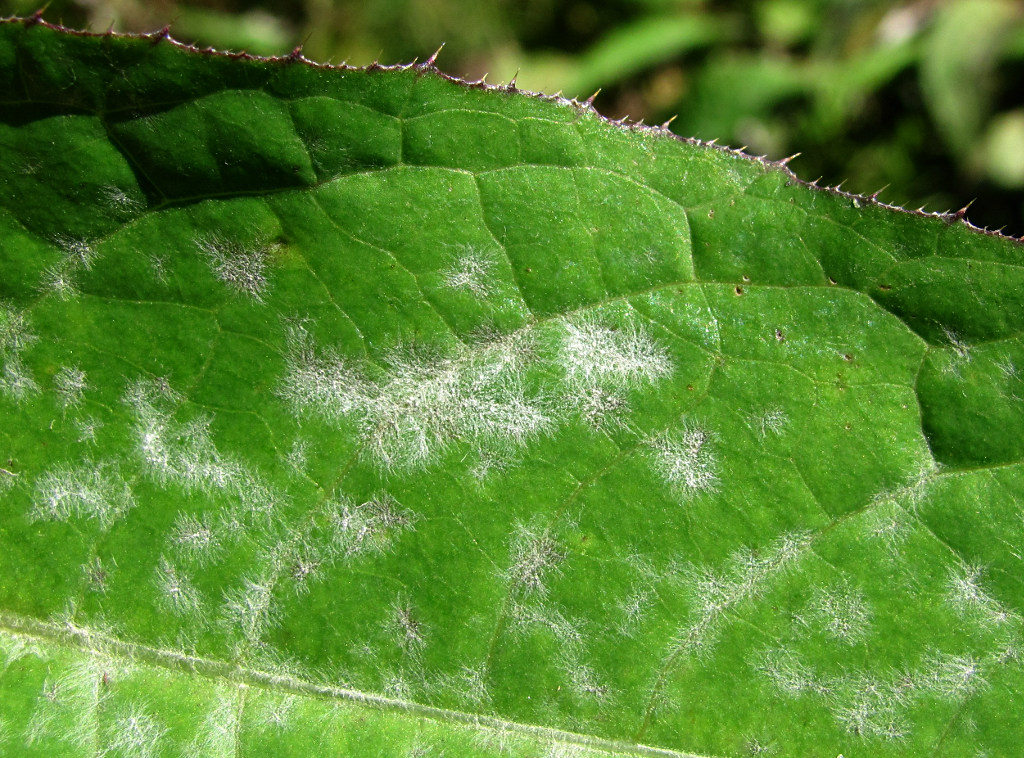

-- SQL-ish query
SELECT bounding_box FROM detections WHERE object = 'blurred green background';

[6,0,1024,236]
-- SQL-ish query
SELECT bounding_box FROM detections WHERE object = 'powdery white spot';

[327,492,416,558]
[75,416,101,444]
[251,693,297,733]
[39,263,79,300]
[169,512,224,566]
[0,303,36,354]
[102,701,168,758]
[504,523,565,598]
[389,598,427,655]
[54,365,87,409]
[0,355,38,401]
[183,689,239,758]
[757,644,996,742]
[54,236,98,270]
[30,462,135,528]
[222,572,279,643]
[747,405,789,438]
[441,246,498,297]
[154,556,204,616]
[100,185,144,215]
[280,326,550,471]
[671,532,811,659]
[803,580,872,644]
[946,562,1019,630]
[560,317,672,391]
[0,303,39,402]
[649,423,718,499]
[124,376,282,528]
[197,234,274,301]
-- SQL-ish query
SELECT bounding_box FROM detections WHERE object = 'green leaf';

[2,17,1023,757]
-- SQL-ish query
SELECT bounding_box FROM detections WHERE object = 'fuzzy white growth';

[184,689,239,758]
[560,318,672,391]
[154,556,204,616]
[0,303,39,402]
[441,247,497,297]
[0,303,36,355]
[222,572,279,643]
[758,644,995,741]
[251,693,296,733]
[54,236,99,270]
[169,512,224,566]
[197,234,273,300]
[39,264,79,300]
[672,532,810,658]
[649,424,718,498]
[804,581,872,644]
[946,563,1018,630]
[327,493,416,558]
[54,365,87,409]
[747,405,789,438]
[440,665,491,708]
[280,326,549,470]
[615,589,651,637]
[25,658,105,751]
[100,186,144,215]
[504,524,565,597]
[125,376,281,527]
[102,702,168,758]
[30,463,135,527]
[0,355,38,401]
[389,599,426,655]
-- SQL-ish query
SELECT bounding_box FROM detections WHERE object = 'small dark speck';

[878,284,892,291]
[524,267,533,273]
[734,285,744,296]
[775,329,785,342]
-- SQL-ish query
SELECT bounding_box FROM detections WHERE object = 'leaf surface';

[1,19,1022,757]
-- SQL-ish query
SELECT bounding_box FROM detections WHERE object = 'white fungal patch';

[803,581,872,644]
[184,689,239,758]
[649,423,718,499]
[100,185,144,215]
[280,326,550,471]
[441,246,498,297]
[747,405,789,438]
[671,532,811,659]
[327,492,416,558]
[169,512,224,566]
[757,644,995,741]
[250,693,297,733]
[25,658,106,752]
[0,303,39,402]
[0,356,38,401]
[54,365,87,409]
[39,263,79,300]
[102,701,168,758]
[125,376,281,527]
[946,562,1019,630]
[197,234,274,300]
[504,523,566,598]
[154,556,204,616]
[54,236,99,270]
[389,598,427,655]
[559,317,672,391]
[30,462,135,527]
[0,303,36,355]
[222,572,279,644]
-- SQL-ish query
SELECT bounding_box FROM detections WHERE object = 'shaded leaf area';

[0,19,1023,758]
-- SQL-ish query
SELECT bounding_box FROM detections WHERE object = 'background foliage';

[3,0,1024,236]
